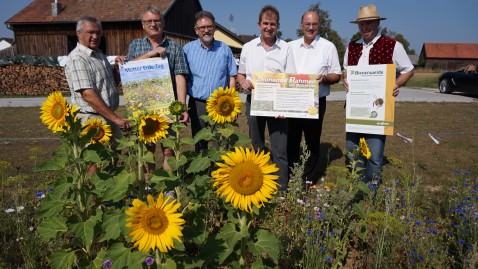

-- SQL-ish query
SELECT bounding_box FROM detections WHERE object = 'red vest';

[347,35,396,66]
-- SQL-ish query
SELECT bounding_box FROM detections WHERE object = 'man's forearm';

[80,89,121,122]
[175,74,187,104]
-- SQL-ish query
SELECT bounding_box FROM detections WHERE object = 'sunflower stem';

[238,210,250,266]
[137,141,145,199]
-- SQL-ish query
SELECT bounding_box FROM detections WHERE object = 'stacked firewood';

[0,64,69,95]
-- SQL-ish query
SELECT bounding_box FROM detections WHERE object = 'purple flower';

[307,215,313,221]
[325,257,333,263]
[459,239,465,245]
[145,256,155,266]
[319,246,326,251]
[102,259,113,268]
[415,221,422,226]
[429,248,435,253]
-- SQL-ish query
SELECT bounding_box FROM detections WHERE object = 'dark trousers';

[246,95,289,191]
[188,97,209,152]
[287,96,326,182]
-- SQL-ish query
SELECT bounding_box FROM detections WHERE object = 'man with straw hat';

[342,4,414,185]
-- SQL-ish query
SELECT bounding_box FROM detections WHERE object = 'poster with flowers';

[345,64,396,135]
[250,72,319,119]
[120,58,175,119]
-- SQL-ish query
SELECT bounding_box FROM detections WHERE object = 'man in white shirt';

[237,5,296,191]
[343,4,414,185]
[288,10,341,183]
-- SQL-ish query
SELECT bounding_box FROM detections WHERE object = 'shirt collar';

[77,42,99,56]
[357,34,381,47]
[300,36,320,48]
[198,38,216,50]
[143,33,168,46]
[257,35,280,49]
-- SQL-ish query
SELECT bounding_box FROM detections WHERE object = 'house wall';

[425,58,478,71]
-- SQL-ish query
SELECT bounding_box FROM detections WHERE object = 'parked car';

[438,64,478,94]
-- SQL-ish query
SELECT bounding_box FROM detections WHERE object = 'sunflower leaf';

[37,216,67,242]
[37,159,66,171]
[193,128,214,143]
[167,155,188,171]
[89,248,107,269]
[107,243,145,269]
[186,157,211,174]
[70,216,98,253]
[100,209,127,242]
[228,132,251,147]
[158,258,177,269]
[217,125,234,138]
[216,223,247,264]
[48,249,77,269]
[102,171,134,202]
[82,149,103,163]
[36,197,66,218]
[249,229,279,263]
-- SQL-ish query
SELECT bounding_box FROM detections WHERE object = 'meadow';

[1,90,477,268]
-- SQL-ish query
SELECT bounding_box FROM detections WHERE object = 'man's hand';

[113,117,131,131]
[179,111,189,124]
[147,46,167,58]
[343,78,349,93]
[240,79,254,94]
[115,56,126,65]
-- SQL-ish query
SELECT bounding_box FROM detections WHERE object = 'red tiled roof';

[6,0,175,23]
[423,43,478,59]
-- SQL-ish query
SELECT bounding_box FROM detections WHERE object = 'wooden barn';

[419,43,478,70]
[5,0,203,57]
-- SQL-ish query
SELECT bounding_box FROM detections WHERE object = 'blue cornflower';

[102,259,113,268]
[429,248,435,253]
[429,229,437,235]
[415,221,422,226]
[307,215,313,221]
[325,257,333,263]
[395,180,400,185]
[459,239,465,245]
[418,254,424,261]
[410,213,415,218]
[409,182,415,187]
[49,187,54,192]
[450,187,457,191]
[409,259,415,265]
[319,246,326,251]
[471,189,477,194]
[306,230,313,235]
[369,183,379,190]
[383,189,391,193]
[467,245,473,251]
[36,191,44,198]
[145,256,154,266]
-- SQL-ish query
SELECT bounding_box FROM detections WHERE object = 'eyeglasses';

[83,30,102,36]
[142,19,162,26]
[195,25,215,31]
[302,22,319,28]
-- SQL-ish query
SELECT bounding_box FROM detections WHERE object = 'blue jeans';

[345,132,386,183]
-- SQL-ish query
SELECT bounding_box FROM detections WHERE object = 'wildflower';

[125,192,185,253]
[168,100,187,116]
[138,114,170,144]
[36,191,45,199]
[359,137,371,159]
[305,180,312,185]
[211,147,279,213]
[459,239,465,245]
[16,237,23,242]
[297,199,305,205]
[319,247,327,251]
[307,216,313,221]
[429,248,435,253]
[5,208,15,213]
[145,256,155,266]
[16,206,24,212]
[326,257,333,263]
[81,118,112,144]
[102,259,113,268]
[206,87,242,124]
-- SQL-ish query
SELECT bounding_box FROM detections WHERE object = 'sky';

[1,0,477,54]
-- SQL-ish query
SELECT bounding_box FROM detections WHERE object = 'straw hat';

[350,4,386,23]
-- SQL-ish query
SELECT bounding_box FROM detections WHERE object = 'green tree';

[296,2,345,65]
[348,27,415,54]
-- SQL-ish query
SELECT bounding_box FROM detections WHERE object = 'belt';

[190,97,207,103]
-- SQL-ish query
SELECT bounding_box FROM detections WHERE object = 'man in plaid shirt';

[125,5,189,171]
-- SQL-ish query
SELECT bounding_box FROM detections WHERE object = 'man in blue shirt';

[125,5,189,171]
[184,11,238,152]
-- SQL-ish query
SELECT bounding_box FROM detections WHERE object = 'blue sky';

[2,0,477,54]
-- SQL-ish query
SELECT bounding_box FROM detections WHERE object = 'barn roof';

[422,43,478,59]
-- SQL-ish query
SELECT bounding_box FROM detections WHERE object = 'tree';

[348,27,415,55]
[296,3,346,65]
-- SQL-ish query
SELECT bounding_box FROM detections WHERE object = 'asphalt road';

[0,87,477,107]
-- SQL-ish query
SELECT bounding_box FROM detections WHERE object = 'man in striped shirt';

[183,11,238,152]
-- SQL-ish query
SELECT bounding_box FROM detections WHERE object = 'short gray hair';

[76,16,102,32]
[141,5,164,21]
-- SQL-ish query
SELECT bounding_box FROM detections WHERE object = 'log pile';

[0,64,69,95]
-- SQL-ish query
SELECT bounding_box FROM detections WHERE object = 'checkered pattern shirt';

[126,35,189,91]
[65,43,119,113]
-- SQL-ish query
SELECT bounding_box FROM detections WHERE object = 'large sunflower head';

[359,137,371,159]
[206,87,242,124]
[125,192,185,253]
[40,91,71,132]
[169,101,187,116]
[80,118,112,144]
[211,146,279,213]
[138,114,169,144]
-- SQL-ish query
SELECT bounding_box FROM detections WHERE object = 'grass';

[1,101,477,189]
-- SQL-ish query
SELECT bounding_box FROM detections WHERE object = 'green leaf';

[167,155,187,171]
[70,217,97,252]
[357,181,371,195]
[229,132,251,147]
[194,128,214,143]
[161,137,176,149]
[217,125,234,138]
[181,137,196,145]
[250,229,279,263]
[82,149,103,163]
[48,249,77,269]
[216,223,247,264]
[88,248,107,269]
[107,243,146,269]
[142,151,155,163]
[100,209,127,242]
[353,200,366,219]
[37,217,67,242]
[37,159,66,171]
[158,258,177,269]
[186,157,211,174]
[103,171,134,202]
[36,198,65,218]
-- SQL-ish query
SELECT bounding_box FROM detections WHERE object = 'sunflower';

[359,137,371,159]
[169,100,187,116]
[206,87,242,124]
[211,146,279,213]
[125,192,185,253]
[40,91,70,132]
[80,118,112,144]
[138,114,169,144]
